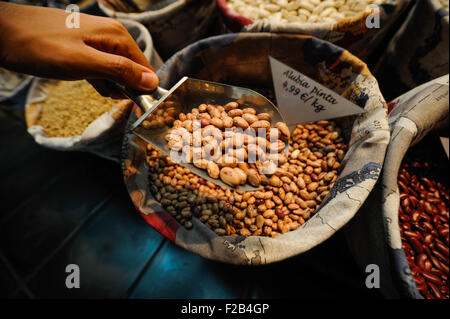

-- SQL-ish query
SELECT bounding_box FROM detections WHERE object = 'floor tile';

[0,255,21,298]
[249,231,382,299]
[27,188,165,298]
[0,155,119,277]
[129,241,256,299]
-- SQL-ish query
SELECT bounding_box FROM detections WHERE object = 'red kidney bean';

[440,263,449,275]
[428,282,443,299]
[421,177,433,188]
[402,198,411,207]
[422,271,442,285]
[438,227,449,238]
[430,268,444,278]
[432,249,448,264]
[424,234,434,245]
[423,222,434,232]
[429,255,446,273]
[410,266,420,277]
[398,180,408,191]
[415,275,425,287]
[440,285,449,294]
[400,214,410,222]
[417,254,428,269]
[436,241,449,257]
[432,215,441,226]
[425,203,434,215]
[421,244,431,256]
[404,230,420,239]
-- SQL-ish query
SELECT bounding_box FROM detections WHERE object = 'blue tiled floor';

[0,97,381,299]
[0,252,21,298]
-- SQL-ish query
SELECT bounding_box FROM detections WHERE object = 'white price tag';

[269,57,365,128]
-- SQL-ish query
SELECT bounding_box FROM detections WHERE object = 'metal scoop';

[113,77,288,191]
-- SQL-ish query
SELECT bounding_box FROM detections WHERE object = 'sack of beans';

[217,0,413,59]
[374,0,449,100]
[97,0,217,60]
[345,74,449,298]
[24,19,161,162]
[122,32,390,264]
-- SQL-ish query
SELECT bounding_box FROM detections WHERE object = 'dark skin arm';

[0,2,159,97]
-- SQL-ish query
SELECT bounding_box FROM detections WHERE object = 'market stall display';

[217,0,413,59]
[2,0,447,298]
[122,33,390,264]
[24,19,160,161]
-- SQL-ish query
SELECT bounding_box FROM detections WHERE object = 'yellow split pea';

[35,80,122,138]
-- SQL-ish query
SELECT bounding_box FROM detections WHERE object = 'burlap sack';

[121,33,390,265]
[345,74,449,298]
[24,19,162,162]
[0,68,32,102]
[374,0,449,100]
[97,0,217,60]
[217,0,412,59]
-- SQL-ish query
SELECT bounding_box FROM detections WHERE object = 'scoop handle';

[109,82,169,112]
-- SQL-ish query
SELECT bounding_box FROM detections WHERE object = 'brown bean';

[250,120,270,130]
[257,113,271,121]
[224,102,239,111]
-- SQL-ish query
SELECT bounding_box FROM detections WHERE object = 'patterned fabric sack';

[374,0,449,99]
[345,74,449,298]
[0,68,33,103]
[24,19,162,162]
[98,0,217,60]
[217,0,412,59]
[121,33,390,265]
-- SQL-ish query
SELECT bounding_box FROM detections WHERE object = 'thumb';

[87,47,159,91]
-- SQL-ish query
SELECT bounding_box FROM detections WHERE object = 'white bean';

[226,0,386,24]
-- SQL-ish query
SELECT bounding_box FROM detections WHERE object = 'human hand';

[0,2,158,97]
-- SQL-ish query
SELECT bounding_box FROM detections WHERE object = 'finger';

[83,19,153,70]
[88,79,125,99]
[83,46,159,91]
[116,29,153,71]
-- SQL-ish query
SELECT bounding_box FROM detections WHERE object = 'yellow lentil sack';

[24,19,162,161]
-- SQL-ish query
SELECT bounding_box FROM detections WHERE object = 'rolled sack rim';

[98,0,191,22]
[216,0,405,33]
[382,75,449,298]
